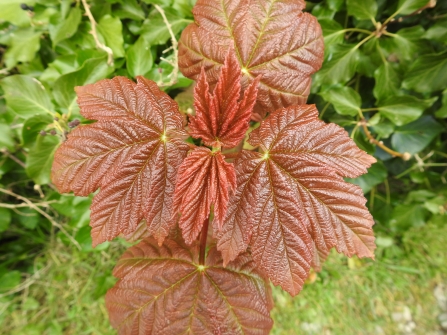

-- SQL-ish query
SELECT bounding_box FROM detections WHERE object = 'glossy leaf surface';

[52,77,189,246]
[190,50,260,148]
[178,0,324,118]
[106,238,273,335]
[174,148,236,244]
[217,105,376,295]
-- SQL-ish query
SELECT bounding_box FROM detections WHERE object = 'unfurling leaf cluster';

[51,0,376,334]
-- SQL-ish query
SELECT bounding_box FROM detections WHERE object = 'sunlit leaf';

[319,86,362,116]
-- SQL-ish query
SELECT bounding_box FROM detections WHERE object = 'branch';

[360,120,411,161]
[0,200,57,209]
[0,188,81,250]
[154,4,179,87]
[81,0,114,66]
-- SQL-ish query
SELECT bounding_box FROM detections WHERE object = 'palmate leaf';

[174,148,236,244]
[106,238,273,335]
[217,105,376,296]
[178,0,324,118]
[190,50,260,148]
[51,77,189,246]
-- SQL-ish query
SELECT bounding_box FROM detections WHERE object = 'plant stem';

[198,217,209,265]
[360,120,411,160]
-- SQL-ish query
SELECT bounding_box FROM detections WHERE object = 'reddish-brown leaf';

[106,238,273,335]
[174,148,236,244]
[178,0,324,118]
[51,76,189,246]
[217,105,376,296]
[189,50,260,148]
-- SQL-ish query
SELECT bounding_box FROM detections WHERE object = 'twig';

[81,0,114,66]
[0,188,81,250]
[1,149,26,168]
[0,200,57,209]
[154,4,179,87]
[359,120,411,160]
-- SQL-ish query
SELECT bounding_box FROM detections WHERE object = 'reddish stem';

[198,217,209,265]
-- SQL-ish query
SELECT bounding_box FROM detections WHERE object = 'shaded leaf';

[319,86,361,116]
[346,161,388,193]
[377,95,437,126]
[435,90,447,118]
[0,208,12,233]
[22,113,54,148]
[391,116,443,154]
[174,148,236,244]
[4,28,42,70]
[97,15,125,58]
[106,238,273,335]
[189,50,260,148]
[51,76,189,246]
[126,36,153,78]
[178,0,324,118]
[49,6,82,46]
[319,19,345,51]
[403,51,447,93]
[397,0,433,15]
[218,105,375,295]
[26,135,59,185]
[0,75,53,118]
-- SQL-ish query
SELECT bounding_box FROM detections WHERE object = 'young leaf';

[217,105,376,296]
[106,238,273,335]
[52,76,189,246]
[189,50,260,148]
[174,148,236,244]
[178,0,324,117]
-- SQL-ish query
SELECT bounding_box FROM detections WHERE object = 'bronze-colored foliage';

[190,50,260,148]
[106,238,274,335]
[52,77,189,246]
[178,0,324,118]
[217,105,376,295]
[174,147,236,244]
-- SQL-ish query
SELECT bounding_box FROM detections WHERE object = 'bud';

[50,129,57,136]
[39,130,47,136]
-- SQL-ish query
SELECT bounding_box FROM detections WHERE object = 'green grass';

[1,224,446,335]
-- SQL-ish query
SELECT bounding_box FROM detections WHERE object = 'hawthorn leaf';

[218,105,376,295]
[106,238,273,335]
[178,0,324,118]
[52,76,189,246]
[174,148,236,244]
[189,50,260,148]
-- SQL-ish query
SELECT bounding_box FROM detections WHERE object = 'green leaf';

[391,116,443,155]
[346,161,388,193]
[373,62,400,103]
[390,204,427,230]
[347,0,377,20]
[114,0,146,21]
[372,119,395,139]
[0,208,12,233]
[4,28,42,69]
[377,95,437,126]
[0,270,21,292]
[381,26,426,62]
[0,75,54,118]
[327,0,344,11]
[26,134,59,185]
[141,8,192,45]
[397,0,432,15]
[319,19,345,51]
[403,51,447,93]
[53,55,113,111]
[97,15,125,58]
[424,19,447,44]
[0,123,15,151]
[0,0,35,27]
[49,6,82,46]
[435,90,447,119]
[315,44,360,85]
[126,36,154,78]
[319,86,361,116]
[22,113,54,148]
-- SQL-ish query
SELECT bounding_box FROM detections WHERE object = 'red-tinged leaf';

[189,50,260,148]
[106,238,273,335]
[178,0,324,118]
[52,76,189,246]
[174,148,236,244]
[217,105,376,296]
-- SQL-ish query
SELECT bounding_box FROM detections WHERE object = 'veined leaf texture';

[50,0,377,332]
[178,0,324,118]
